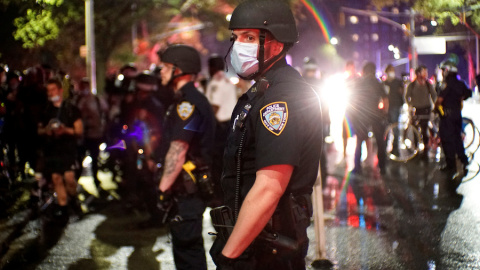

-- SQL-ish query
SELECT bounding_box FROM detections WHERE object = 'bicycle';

[385,105,480,162]
[462,117,480,160]
[384,106,429,162]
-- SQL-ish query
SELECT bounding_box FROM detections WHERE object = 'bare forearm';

[222,165,293,258]
[222,182,282,257]
[159,140,188,192]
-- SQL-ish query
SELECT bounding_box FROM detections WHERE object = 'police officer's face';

[160,63,175,86]
[232,29,284,61]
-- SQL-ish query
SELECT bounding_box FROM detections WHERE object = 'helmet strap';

[167,66,196,89]
[165,66,177,87]
[258,30,266,74]
[224,41,235,73]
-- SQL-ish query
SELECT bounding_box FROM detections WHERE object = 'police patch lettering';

[177,101,195,120]
[260,102,288,136]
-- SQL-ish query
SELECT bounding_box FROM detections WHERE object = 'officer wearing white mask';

[209,1,323,269]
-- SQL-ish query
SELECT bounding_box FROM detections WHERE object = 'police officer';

[157,44,215,270]
[436,61,472,174]
[210,1,323,269]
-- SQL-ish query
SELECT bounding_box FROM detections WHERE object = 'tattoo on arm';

[163,140,189,178]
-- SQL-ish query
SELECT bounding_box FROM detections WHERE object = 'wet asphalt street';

[1,101,479,270]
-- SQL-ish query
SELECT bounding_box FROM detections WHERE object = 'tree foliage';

[372,0,480,32]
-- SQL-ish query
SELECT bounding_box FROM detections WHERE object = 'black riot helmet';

[160,44,201,75]
[229,0,298,44]
[208,54,225,77]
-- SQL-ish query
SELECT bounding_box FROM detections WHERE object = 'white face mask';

[387,72,395,79]
[230,41,259,77]
[49,95,60,103]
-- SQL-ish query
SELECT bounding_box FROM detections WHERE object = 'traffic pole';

[311,164,334,269]
[85,0,97,95]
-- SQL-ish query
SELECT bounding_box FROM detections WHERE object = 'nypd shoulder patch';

[177,101,195,121]
[260,102,288,136]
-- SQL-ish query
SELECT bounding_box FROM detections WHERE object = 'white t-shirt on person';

[205,72,238,122]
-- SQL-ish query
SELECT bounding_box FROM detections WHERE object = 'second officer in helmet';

[157,44,215,270]
[210,0,323,269]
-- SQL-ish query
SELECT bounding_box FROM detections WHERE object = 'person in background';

[383,64,404,156]
[384,64,404,124]
[74,78,108,195]
[205,54,238,206]
[405,65,437,160]
[302,56,329,188]
[436,61,472,175]
[343,60,359,159]
[38,78,83,220]
[351,62,388,174]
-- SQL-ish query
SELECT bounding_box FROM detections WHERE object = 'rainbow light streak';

[300,0,333,43]
[343,117,354,139]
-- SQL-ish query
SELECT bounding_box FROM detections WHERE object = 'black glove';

[216,253,236,270]
[157,190,174,223]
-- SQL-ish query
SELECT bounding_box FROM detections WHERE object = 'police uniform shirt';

[439,76,472,111]
[162,82,215,164]
[222,59,323,212]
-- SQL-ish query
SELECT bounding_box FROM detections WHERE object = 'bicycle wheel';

[466,125,480,161]
[385,122,421,162]
[461,161,480,183]
[462,117,476,149]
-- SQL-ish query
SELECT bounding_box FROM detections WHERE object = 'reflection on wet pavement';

[314,136,477,269]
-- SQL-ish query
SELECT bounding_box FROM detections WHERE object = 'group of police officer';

[152,1,322,269]
[147,0,475,269]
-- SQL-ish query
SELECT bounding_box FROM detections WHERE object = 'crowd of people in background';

[0,53,473,223]
[300,55,473,178]
[0,57,243,220]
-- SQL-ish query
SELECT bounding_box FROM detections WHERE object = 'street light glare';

[330,37,339,45]
[226,14,232,22]
[350,16,359,24]
[388,45,394,51]
[431,20,438,26]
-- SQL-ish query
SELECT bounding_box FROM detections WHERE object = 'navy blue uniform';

[438,74,472,169]
[162,82,215,270]
[211,59,323,269]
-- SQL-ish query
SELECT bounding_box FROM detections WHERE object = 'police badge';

[260,102,288,136]
[177,101,195,120]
